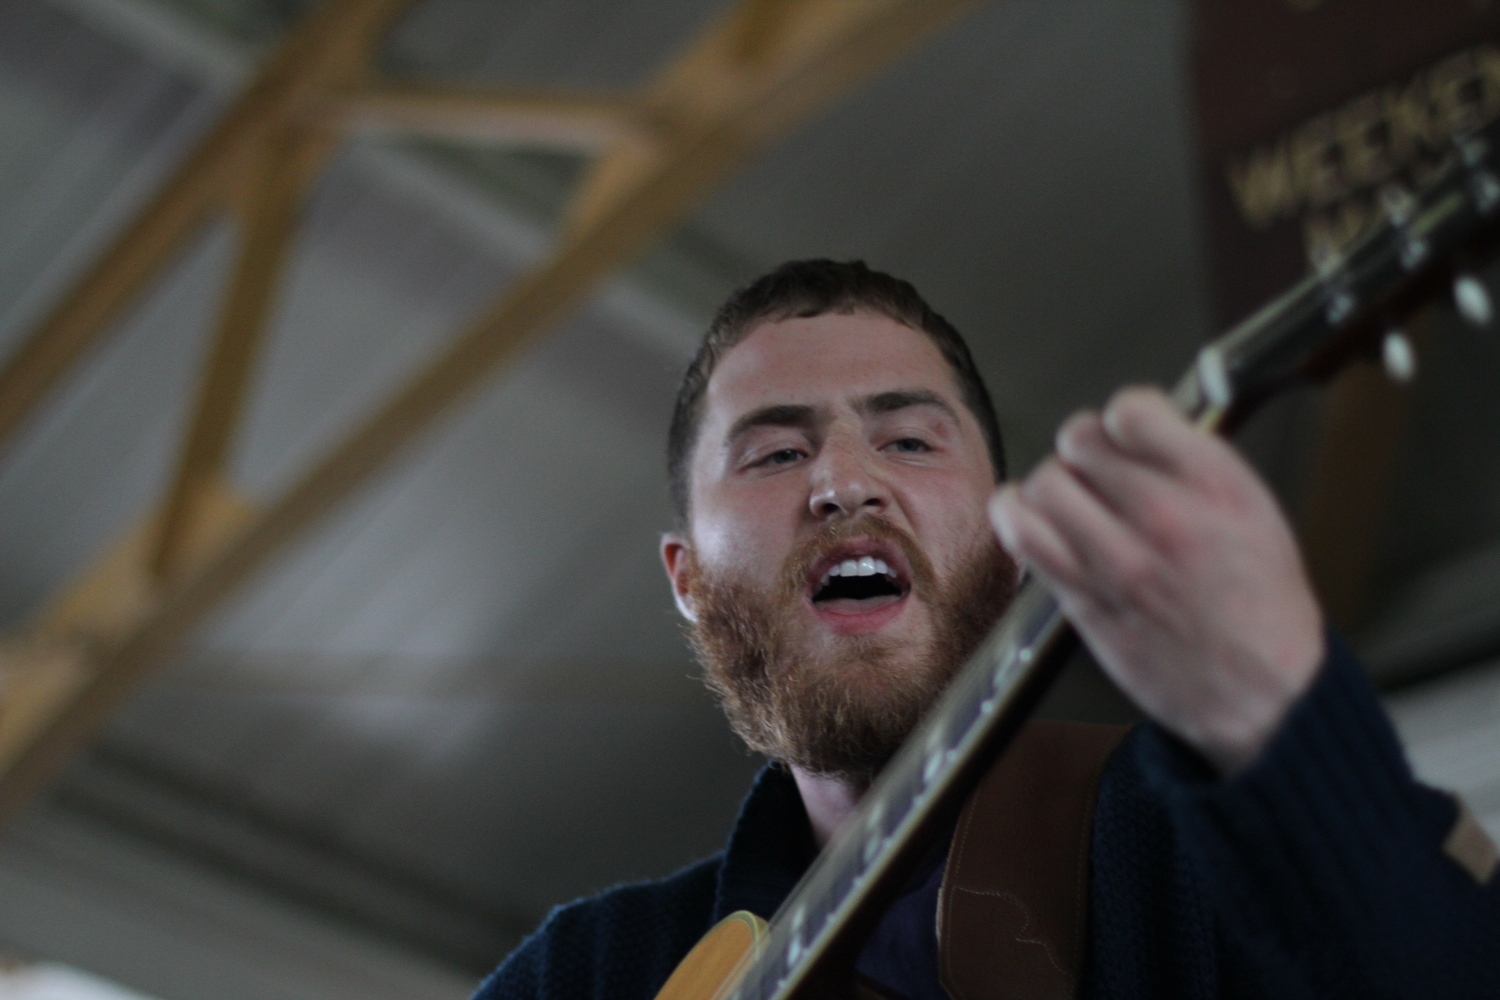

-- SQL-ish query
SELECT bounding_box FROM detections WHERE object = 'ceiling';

[1,1,1498,998]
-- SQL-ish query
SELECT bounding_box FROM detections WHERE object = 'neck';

[791,767,868,848]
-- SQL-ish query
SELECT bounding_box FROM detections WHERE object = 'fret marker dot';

[1455,274,1493,327]
[1383,329,1417,383]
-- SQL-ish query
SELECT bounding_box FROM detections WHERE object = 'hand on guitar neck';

[990,385,1325,776]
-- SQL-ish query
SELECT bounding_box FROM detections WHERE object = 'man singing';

[474,260,1498,1000]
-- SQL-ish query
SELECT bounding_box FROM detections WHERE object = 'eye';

[753,447,805,468]
[885,437,931,454]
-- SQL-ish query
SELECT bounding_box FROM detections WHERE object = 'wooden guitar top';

[654,911,767,1000]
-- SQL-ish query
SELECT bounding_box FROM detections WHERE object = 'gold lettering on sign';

[1227,144,1293,229]
[1226,44,1500,259]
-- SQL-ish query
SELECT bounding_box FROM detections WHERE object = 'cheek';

[691,471,807,568]
[934,521,992,580]
[690,503,792,582]
[906,486,997,577]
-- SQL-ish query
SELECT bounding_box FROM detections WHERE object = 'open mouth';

[808,546,911,620]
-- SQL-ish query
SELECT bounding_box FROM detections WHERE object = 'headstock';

[1176,119,1500,432]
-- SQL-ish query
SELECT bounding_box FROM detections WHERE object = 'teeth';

[819,556,898,587]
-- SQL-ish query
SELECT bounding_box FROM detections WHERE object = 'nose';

[808,435,889,520]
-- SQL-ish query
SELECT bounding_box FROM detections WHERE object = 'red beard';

[683,516,1017,783]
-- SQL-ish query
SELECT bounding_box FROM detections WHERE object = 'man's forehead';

[703,312,962,420]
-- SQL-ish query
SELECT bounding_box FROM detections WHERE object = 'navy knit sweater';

[474,640,1500,1000]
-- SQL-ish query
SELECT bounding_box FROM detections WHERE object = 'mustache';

[777,515,937,599]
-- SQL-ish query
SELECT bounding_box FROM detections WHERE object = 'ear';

[660,532,698,623]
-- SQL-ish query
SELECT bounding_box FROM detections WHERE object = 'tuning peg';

[1454,273,1493,327]
[1383,328,1417,383]
[1456,131,1490,168]
[1381,183,1416,225]
[1309,238,1342,277]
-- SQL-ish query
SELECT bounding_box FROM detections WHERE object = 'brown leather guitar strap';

[937,720,1130,1000]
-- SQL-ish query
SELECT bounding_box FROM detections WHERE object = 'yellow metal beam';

[324,84,648,151]
[0,478,253,778]
[150,127,332,583]
[0,0,979,820]
[0,0,409,452]
[728,0,800,66]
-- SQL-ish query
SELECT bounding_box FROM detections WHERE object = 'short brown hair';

[667,259,1006,527]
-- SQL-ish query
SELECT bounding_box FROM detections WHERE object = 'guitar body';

[654,911,767,1000]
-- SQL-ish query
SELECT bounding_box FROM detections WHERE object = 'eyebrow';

[724,390,959,447]
[858,388,959,422]
[726,403,818,445]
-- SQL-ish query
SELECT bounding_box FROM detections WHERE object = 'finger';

[1055,409,1185,529]
[1014,458,1156,600]
[989,483,1083,585]
[1101,386,1231,485]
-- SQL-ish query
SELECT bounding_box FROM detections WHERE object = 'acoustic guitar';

[654,117,1500,1000]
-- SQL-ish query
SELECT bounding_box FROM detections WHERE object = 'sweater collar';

[714,762,819,922]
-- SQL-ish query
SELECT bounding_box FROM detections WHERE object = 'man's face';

[662,312,1017,781]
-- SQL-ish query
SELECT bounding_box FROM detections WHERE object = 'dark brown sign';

[1193,0,1500,325]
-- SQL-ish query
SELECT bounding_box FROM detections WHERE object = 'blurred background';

[0,1,1498,997]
